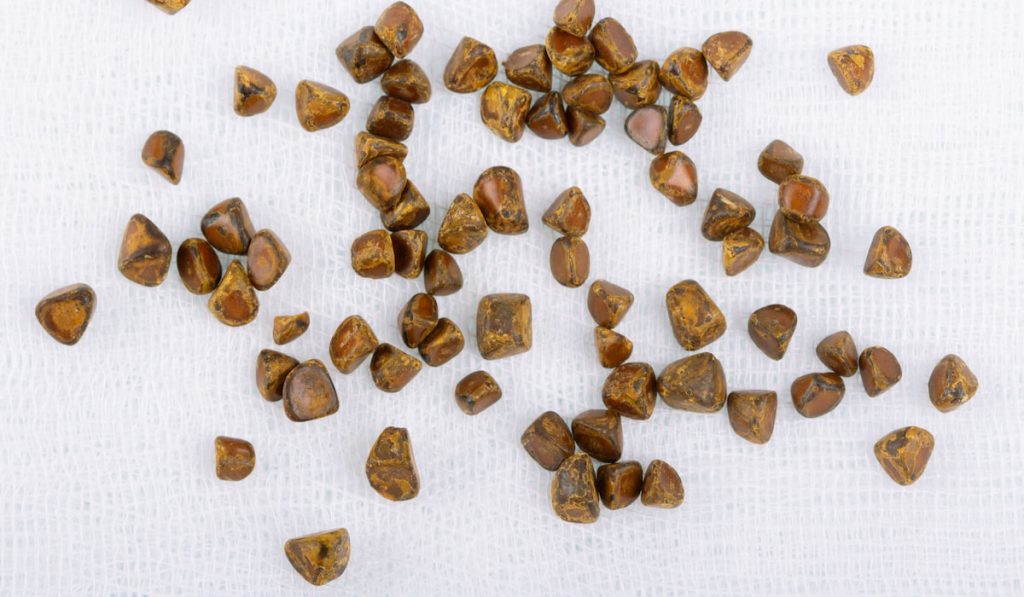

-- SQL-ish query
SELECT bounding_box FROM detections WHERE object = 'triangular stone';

[365,427,420,501]
[571,409,623,463]
[624,105,667,154]
[594,326,632,368]
[747,304,797,360]
[234,65,277,117]
[702,31,752,81]
[543,186,591,236]
[641,459,684,508]
[201,198,256,255]
[550,453,600,523]
[283,359,339,422]
[35,284,96,345]
[208,260,259,327]
[284,528,351,586]
[141,130,184,184]
[587,280,634,328]
[295,80,350,132]
[864,226,912,279]
[874,426,934,486]
[828,45,875,96]
[118,214,172,287]
[438,193,488,254]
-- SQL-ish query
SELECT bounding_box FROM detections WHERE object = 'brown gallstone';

[355,131,407,169]
[329,315,379,374]
[640,460,684,508]
[928,354,979,413]
[587,280,633,328]
[768,210,831,267]
[665,280,726,351]
[283,359,339,422]
[562,73,613,114]
[381,59,432,104]
[423,250,463,296]
[350,230,395,279]
[443,37,497,93]
[589,17,637,74]
[208,261,259,326]
[374,1,423,59]
[357,155,407,211]
[550,453,600,523]
[549,236,590,288]
[234,65,277,116]
[874,426,934,485]
[828,45,875,96]
[859,346,902,397]
[504,45,553,92]
[657,352,727,413]
[118,213,172,287]
[418,317,464,367]
[215,436,255,481]
[702,31,753,81]
[722,228,764,276]
[473,166,529,234]
[779,175,830,223]
[543,186,591,236]
[247,229,291,291]
[380,181,429,231]
[146,0,190,15]
[176,238,221,295]
[521,411,575,471]
[477,293,532,359]
[273,312,309,345]
[438,193,488,254]
[480,82,532,143]
[625,105,668,154]
[702,188,755,240]
[526,92,569,140]
[284,528,351,587]
[366,95,415,141]
[791,372,845,418]
[816,331,859,377]
[864,226,912,279]
[594,326,633,368]
[365,426,420,500]
[648,151,697,206]
[758,139,804,184]
[727,390,777,444]
[566,107,606,147]
[602,362,656,420]
[141,130,184,184]
[747,304,798,360]
[35,284,96,346]
[668,94,702,146]
[609,60,661,109]
[398,293,438,349]
[202,197,256,255]
[370,343,422,392]
[660,47,708,99]
[391,229,428,279]
[552,0,595,37]
[596,461,643,510]
[295,80,350,132]
[255,348,299,402]
[571,409,623,463]
[545,27,595,76]
[454,370,502,415]
[336,26,393,84]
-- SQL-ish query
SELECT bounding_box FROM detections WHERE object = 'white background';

[1,0,1022,595]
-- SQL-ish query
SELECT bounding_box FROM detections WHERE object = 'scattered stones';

[552,0,595,37]
[566,107,606,147]
[357,156,407,210]
[355,131,408,169]
[380,181,429,231]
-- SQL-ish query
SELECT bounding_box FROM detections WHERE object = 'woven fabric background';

[1,0,1022,594]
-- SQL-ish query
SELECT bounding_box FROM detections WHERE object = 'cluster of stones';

[544,187,592,288]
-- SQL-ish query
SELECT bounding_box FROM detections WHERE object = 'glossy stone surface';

[366,95,415,141]
[657,352,727,413]
[649,151,698,205]
[521,411,575,470]
[702,31,752,81]
[748,304,798,360]
[381,59,432,104]
[35,284,96,345]
[391,229,427,279]
[366,426,420,501]
[791,372,845,418]
[350,230,395,279]
[660,47,708,99]
[526,92,568,139]
[779,175,830,223]
[641,460,684,508]
[177,238,221,295]
[551,453,600,523]
[357,156,407,211]
[562,74,613,114]
[722,228,764,276]
[370,343,422,392]
[549,236,590,288]
[545,27,594,76]
[864,226,912,279]
[438,193,488,254]
[141,130,184,184]
[596,461,643,510]
[543,186,591,236]
[757,139,804,184]
[214,436,255,481]
[202,198,256,255]
[295,80,350,132]
[329,315,379,374]
[589,17,637,74]
[768,211,831,267]
[668,94,702,146]
[504,45,552,92]
[273,312,309,345]
[418,317,464,367]
[118,213,172,287]
[874,426,934,486]
[727,391,777,444]
[608,60,659,109]
[247,229,290,291]
[552,0,595,37]
[398,293,438,349]
[859,346,902,397]
[602,362,656,420]
[374,1,423,59]
[928,354,979,413]
[816,331,859,377]
[255,348,299,402]
[625,105,668,154]
[477,293,532,359]
[443,37,497,93]
[702,188,755,240]
[454,370,502,415]
[571,409,623,463]
[594,326,633,368]
[355,131,408,169]
[828,45,875,96]
[284,528,351,587]
[566,107,606,147]
[480,82,532,143]
[665,280,726,351]
[423,250,463,296]
[473,166,529,234]
[146,0,190,14]
[283,359,339,422]
[336,26,393,84]
[587,280,634,328]
[381,181,429,231]
[234,66,276,116]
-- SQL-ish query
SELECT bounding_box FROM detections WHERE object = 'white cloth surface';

[1,0,1022,594]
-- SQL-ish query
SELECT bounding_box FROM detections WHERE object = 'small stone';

[350,230,395,279]
[874,426,934,486]
[589,17,637,74]
[566,107,606,147]
[625,105,668,154]
[374,1,423,59]
[602,362,656,420]
[768,210,831,267]
[355,132,408,169]
[791,372,845,418]
[828,45,874,96]
[571,409,623,463]
[255,348,299,402]
[438,193,488,254]
[545,27,594,76]
[594,326,633,368]
[562,74,613,114]
[284,528,351,587]
[176,238,221,295]
[35,284,96,346]
[504,45,553,92]
[118,214,172,287]
[521,411,575,471]
[543,187,591,236]
[816,331,859,377]
[587,280,634,328]
[283,359,339,422]
[370,343,422,392]
[641,460,684,508]
[727,390,777,444]
[864,226,912,279]
[609,60,661,109]
[526,92,568,139]
[722,228,764,276]
[779,175,830,223]
[552,0,595,37]
[454,371,502,415]
[423,250,463,296]
[551,453,600,523]
[665,280,726,351]
[273,312,309,345]
[365,426,420,501]
[336,27,393,84]
[702,188,755,240]
[859,346,902,397]
[380,181,429,231]
[214,436,255,481]
[549,236,590,288]
[474,166,529,234]
[660,48,708,100]
[329,315,379,374]
[748,304,798,360]
[419,318,464,366]
[202,198,256,255]
[657,352,727,413]
[234,66,276,116]
[247,229,291,291]
[443,37,497,93]
[146,0,190,15]
[480,82,532,143]
[398,293,438,348]
[381,59,432,104]
[649,151,698,206]
[357,156,408,211]
[702,32,752,81]
[668,94,702,146]
[757,139,804,184]
[391,229,428,279]
[141,130,184,185]
[596,461,643,510]
[477,293,532,359]
[366,95,415,141]
[928,354,979,413]
[295,80,350,132]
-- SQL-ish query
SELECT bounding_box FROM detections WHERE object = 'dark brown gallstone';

[665,280,726,351]
[477,293,532,359]
[391,229,428,279]
[816,331,859,377]
[549,236,590,288]
[768,210,831,267]
[551,453,600,523]
[526,92,568,140]
[295,80,350,132]
[566,107,606,147]
[374,1,423,59]
[722,228,764,276]
[859,346,902,397]
[350,230,395,279]
[758,139,804,184]
[336,26,393,84]
[701,188,755,241]
[202,198,256,255]
[545,27,594,76]
[504,45,553,92]
[177,238,221,295]
[141,130,184,184]
[864,226,912,279]
[418,317,464,367]
[273,312,309,345]
[208,260,259,327]
[747,304,798,361]
[247,229,291,291]
[329,315,379,374]
[443,37,497,93]
[454,371,502,415]
[369,343,422,392]
[594,326,633,369]
[657,352,727,413]
[791,372,845,418]
[381,59,432,104]
[284,528,351,587]
[35,284,96,346]
[779,175,830,223]
[543,186,591,236]
[552,0,595,37]
[398,293,438,349]
[234,65,277,117]
[355,131,408,169]
[727,391,777,444]
[215,436,255,481]
[438,193,488,254]
[588,17,637,74]
[702,31,752,81]
[473,166,529,234]
[668,94,702,146]
[571,408,623,463]
[587,280,633,328]
[366,95,415,141]
[380,181,429,231]
[423,250,463,296]
[521,411,574,470]
[874,426,934,485]
[283,359,339,422]
[641,460,684,508]
[609,60,661,109]
[118,213,172,287]
[256,348,299,402]
[562,74,613,115]
[357,156,407,211]
[649,151,698,206]
[601,362,656,420]
[928,354,979,413]
[660,47,708,100]
[625,105,668,155]
[596,461,643,510]
[480,82,532,143]
[365,426,420,500]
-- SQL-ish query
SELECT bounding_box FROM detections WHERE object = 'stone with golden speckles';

[284,528,351,586]
[35,284,96,346]
[208,260,259,326]
[828,45,874,96]
[366,426,420,500]
[273,312,309,345]
[118,214,172,287]
[928,354,979,413]
[141,130,184,184]
[234,66,276,117]
[551,453,600,523]
[874,426,933,485]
